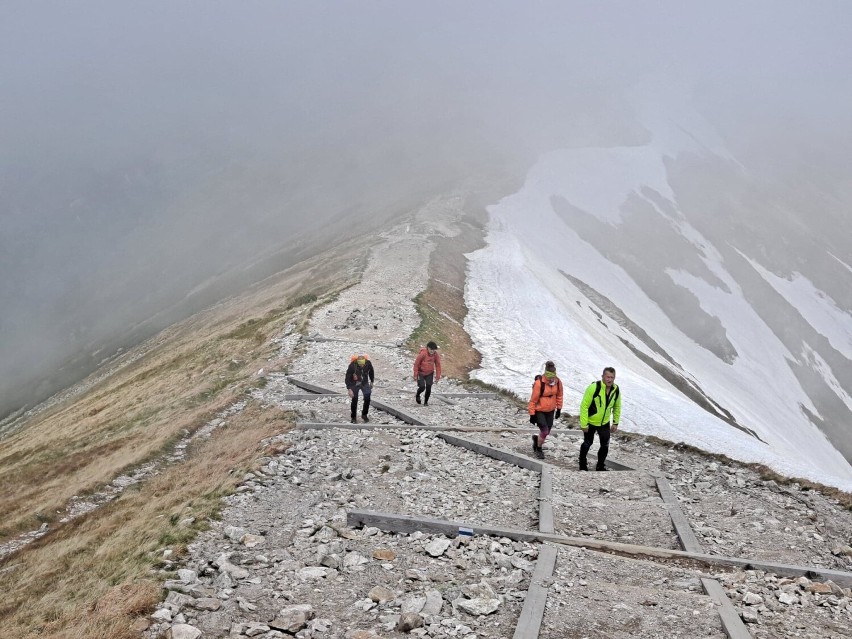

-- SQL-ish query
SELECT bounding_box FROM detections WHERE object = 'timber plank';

[512,545,558,639]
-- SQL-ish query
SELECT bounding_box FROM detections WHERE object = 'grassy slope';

[0,234,371,638]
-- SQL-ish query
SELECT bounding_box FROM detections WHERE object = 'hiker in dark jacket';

[579,366,621,471]
[528,361,563,459]
[413,341,441,406]
[345,354,375,423]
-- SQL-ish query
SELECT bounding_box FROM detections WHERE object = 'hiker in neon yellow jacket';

[579,367,621,471]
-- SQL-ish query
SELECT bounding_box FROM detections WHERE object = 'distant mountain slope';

[465,106,852,488]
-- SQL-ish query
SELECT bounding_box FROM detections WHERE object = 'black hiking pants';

[535,410,555,443]
[350,384,372,418]
[416,373,434,404]
[579,424,611,470]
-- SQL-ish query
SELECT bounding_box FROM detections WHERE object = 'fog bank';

[2,1,851,419]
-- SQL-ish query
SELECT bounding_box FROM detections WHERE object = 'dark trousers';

[350,385,371,417]
[416,373,434,403]
[535,410,555,443]
[579,424,611,469]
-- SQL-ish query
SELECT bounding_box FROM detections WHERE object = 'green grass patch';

[225,318,271,341]
[286,293,318,310]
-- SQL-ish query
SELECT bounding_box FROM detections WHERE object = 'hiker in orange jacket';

[413,341,441,406]
[528,361,563,459]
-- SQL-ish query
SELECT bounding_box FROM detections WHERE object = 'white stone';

[223,526,247,541]
[400,594,427,614]
[240,533,266,548]
[151,608,172,622]
[343,551,370,569]
[297,566,332,580]
[216,553,249,579]
[165,624,202,639]
[425,538,452,557]
[177,569,197,584]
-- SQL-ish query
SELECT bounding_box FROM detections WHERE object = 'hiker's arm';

[579,384,593,429]
[528,383,540,415]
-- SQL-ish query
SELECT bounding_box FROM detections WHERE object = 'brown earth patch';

[407,205,487,380]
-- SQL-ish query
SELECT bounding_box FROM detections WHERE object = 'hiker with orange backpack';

[345,354,374,423]
[413,341,441,406]
[529,361,563,459]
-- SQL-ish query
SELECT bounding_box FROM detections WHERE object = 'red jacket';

[413,348,441,381]
[528,376,563,414]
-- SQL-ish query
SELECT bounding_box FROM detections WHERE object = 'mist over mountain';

[2,0,851,475]
[465,93,852,485]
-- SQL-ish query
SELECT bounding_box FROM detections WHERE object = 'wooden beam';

[367,398,430,426]
[512,545,558,639]
[346,509,852,587]
[287,378,431,425]
[539,466,554,534]
[437,432,544,472]
[348,509,542,541]
[286,377,339,395]
[305,336,399,348]
[701,578,754,639]
[655,476,704,553]
[298,422,446,432]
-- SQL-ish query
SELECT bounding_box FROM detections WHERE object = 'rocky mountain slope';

[139,202,852,639]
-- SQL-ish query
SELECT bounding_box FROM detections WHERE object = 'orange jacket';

[528,376,563,414]
[413,348,441,381]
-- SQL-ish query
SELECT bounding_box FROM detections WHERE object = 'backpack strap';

[533,375,546,404]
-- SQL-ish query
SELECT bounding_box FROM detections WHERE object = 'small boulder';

[396,612,424,632]
[368,585,395,603]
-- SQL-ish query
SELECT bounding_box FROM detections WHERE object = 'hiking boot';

[535,448,545,459]
[423,400,428,406]
[350,415,357,424]
[579,462,588,471]
[361,413,370,423]
[596,466,610,472]
[415,394,422,405]
[531,434,539,453]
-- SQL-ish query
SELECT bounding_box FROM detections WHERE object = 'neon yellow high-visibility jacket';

[580,381,621,429]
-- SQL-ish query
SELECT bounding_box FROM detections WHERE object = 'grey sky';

[2,1,851,419]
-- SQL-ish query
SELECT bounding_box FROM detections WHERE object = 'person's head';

[356,355,367,366]
[544,360,557,380]
[601,366,616,387]
[426,341,438,355]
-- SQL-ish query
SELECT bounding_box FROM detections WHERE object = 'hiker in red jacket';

[528,360,563,459]
[413,341,441,406]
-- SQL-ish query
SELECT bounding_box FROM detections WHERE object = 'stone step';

[554,545,715,593]
[541,547,728,638]
[550,467,680,549]
[552,499,679,549]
